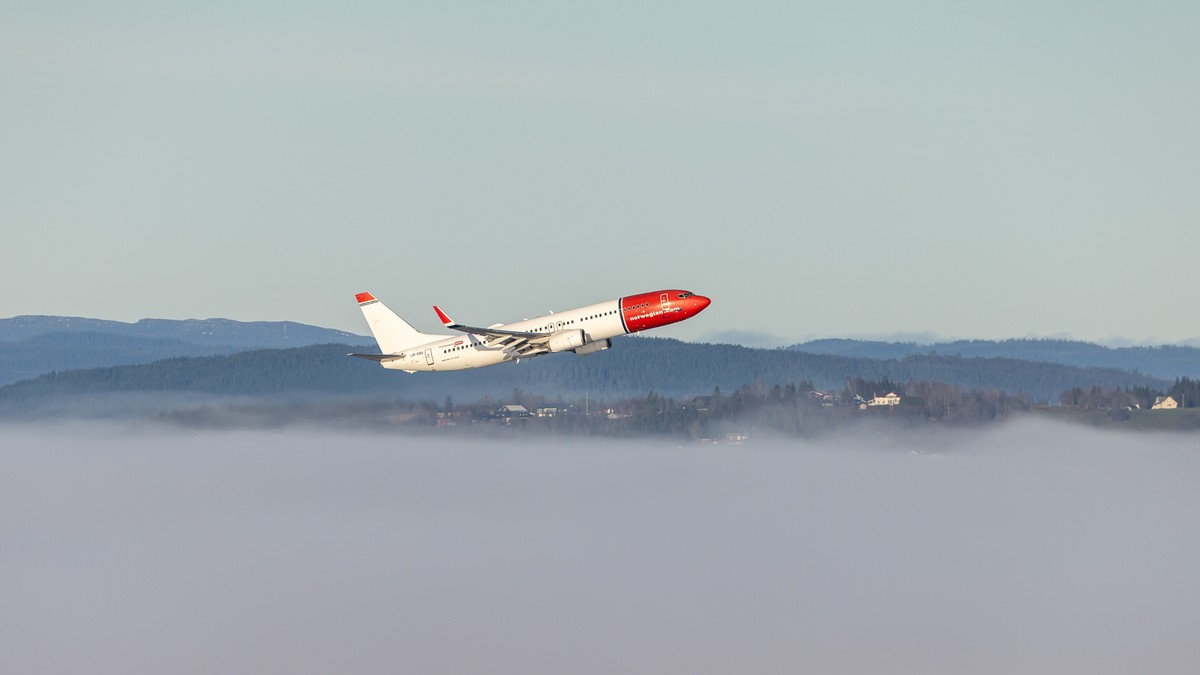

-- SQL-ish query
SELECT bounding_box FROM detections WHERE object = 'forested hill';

[0,337,1169,417]
[0,332,238,386]
[0,316,375,386]
[790,338,1200,380]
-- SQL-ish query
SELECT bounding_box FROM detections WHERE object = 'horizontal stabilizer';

[348,352,406,363]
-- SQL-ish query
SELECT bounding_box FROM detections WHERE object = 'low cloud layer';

[2,422,1198,674]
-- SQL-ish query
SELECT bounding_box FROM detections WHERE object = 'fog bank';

[2,421,1197,674]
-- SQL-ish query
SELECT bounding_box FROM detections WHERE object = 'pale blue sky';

[3,1,1198,345]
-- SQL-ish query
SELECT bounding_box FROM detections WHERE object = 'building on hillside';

[809,390,839,406]
[1151,396,1178,410]
[487,404,531,425]
[867,392,902,407]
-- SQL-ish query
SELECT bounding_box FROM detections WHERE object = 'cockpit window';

[678,293,692,299]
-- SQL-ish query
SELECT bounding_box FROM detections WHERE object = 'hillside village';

[430,374,1199,436]
[147,374,1200,438]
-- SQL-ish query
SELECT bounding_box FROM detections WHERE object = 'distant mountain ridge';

[790,338,1200,380]
[0,315,372,347]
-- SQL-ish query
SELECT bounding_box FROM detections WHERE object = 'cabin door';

[425,348,434,366]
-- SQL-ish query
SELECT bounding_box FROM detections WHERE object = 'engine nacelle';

[574,338,611,355]
[547,329,587,353]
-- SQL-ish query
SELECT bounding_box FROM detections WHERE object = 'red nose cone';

[694,295,711,312]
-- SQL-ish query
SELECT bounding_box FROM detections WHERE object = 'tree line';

[1059,376,1200,411]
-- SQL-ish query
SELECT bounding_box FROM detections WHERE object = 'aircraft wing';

[433,306,552,358]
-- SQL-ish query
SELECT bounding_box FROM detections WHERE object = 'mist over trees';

[6,423,1198,673]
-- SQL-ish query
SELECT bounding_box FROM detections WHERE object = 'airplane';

[349,289,711,372]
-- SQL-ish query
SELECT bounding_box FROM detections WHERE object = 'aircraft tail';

[355,292,443,354]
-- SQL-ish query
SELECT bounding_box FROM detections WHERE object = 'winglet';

[355,292,376,304]
[433,305,457,327]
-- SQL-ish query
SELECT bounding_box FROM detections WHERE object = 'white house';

[867,392,902,407]
[1151,396,1178,410]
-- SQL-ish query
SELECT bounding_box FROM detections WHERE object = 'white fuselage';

[382,299,626,372]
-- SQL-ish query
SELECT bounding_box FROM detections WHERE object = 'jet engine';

[547,329,587,353]
[574,338,611,355]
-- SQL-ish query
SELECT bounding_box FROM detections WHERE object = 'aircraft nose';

[694,295,711,312]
